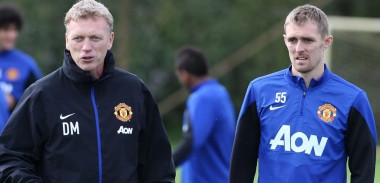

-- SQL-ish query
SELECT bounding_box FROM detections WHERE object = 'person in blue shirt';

[0,4,42,112]
[173,46,236,183]
[0,89,9,131]
[230,4,377,183]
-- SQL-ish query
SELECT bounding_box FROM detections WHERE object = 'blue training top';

[181,79,235,183]
[230,65,377,183]
[0,89,9,131]
[0,49,42,103]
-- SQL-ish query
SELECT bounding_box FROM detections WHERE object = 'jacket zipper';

[91,86,103,183]
[300,91,306,116]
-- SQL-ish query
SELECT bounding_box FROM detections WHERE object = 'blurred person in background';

[0,88,9,131]
[230,4,377,183]
[0,0,175,182]
[0,4,42,113]
[173,46,236,183]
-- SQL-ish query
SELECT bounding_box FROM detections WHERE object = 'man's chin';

[293,65,312,74]
[0,45,15,51]
[78,66,95,72]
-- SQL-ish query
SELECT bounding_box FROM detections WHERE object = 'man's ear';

[65,33,69,50]
[324,35,333,49]
[107,32,114,50]
[178,69,189,79]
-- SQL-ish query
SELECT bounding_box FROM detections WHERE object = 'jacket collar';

[62,49,115,84]
[285,64,331,90]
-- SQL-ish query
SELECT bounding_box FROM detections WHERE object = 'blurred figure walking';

[173,46,236,183]
[0,4,42,114]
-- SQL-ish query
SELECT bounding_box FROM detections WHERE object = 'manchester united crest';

[114,103,133,122]
[6,68,20,81]
[317,103,337,123]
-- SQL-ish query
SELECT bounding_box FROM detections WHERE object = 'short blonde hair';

[64,0,113,31]
[284,4,329,37]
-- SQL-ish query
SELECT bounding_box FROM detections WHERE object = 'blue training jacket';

[0,49,42,109]
[230,65,377,183]
[0,89,9,131]
[181,79,236,183]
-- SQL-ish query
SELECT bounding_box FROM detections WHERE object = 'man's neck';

[0,48,12,52]
[190,76,210,89]
[90,64,105,80]
[292,65,324,88]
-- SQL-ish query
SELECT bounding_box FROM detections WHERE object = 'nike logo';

[269,105,286,111]
[60,113,75,120]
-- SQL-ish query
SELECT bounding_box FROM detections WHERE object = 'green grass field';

[174,157,380,183]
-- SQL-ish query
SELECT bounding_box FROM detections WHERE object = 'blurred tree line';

[3,0,380,141]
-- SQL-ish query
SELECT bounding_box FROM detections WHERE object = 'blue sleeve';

[230,82,260,183]
[23,54,42,80]
[0,91,9,131]
[29,58,42,79]
[346,91,377,183]
[21,58,42,100]
[237,82,257,121]
[352,92,377,143]
[187,96,216,149]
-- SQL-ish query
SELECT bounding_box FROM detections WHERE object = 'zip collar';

[62,49,115,84]
[285,64,331,89]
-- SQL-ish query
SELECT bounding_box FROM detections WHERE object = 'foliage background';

[3,0,380,160]
[2,0,380,182]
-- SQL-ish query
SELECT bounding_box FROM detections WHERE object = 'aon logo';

[269,125,328,156]
[117,126,133,134]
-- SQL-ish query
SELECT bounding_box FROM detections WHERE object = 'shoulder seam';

[250,69,286,84]
[329,74,363,92]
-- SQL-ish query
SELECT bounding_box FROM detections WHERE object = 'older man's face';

[65,16,114,78]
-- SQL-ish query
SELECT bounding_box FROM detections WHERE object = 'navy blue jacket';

[0,50,175,183]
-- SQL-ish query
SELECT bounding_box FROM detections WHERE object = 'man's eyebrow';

[286,36,296,40]
[286,36,315,40]
[70,34,83,37]
[300,36,315,40]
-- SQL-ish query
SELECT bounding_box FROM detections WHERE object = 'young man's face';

[176,69,191,89]
[0,24,19,51]
[65,16,114,77]
[284,21,332,75]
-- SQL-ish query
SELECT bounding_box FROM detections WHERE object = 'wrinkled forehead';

[284,19,325,38]
[65,16,112,32]
[284,13,329,37]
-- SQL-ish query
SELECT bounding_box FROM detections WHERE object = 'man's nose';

[82,39,92,51]
[295,42,306,52]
